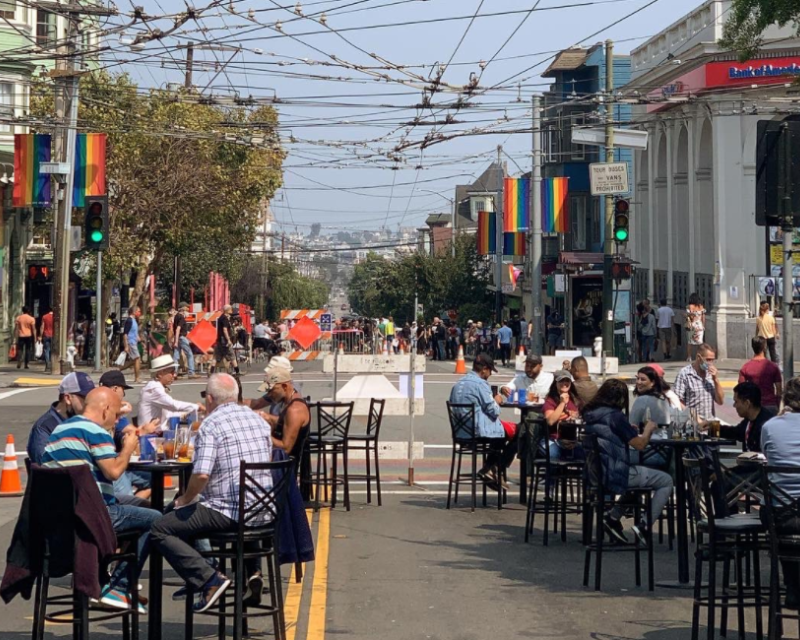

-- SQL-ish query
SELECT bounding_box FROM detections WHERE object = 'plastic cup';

[517,389,526,405]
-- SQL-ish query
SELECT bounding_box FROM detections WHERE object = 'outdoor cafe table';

[127,460,193,640]
[501,401,544,503]
[646,437,735,588]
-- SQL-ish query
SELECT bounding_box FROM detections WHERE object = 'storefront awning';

[558,252,604,266]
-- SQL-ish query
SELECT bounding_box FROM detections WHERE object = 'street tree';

[720,0,800,59]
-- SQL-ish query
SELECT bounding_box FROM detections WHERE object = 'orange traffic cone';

[164,474,174,490]
[454,345,467,374]
[399,341,406,354]
[518,345,526,357]
[0,435,23,497]
[338,342,344,356]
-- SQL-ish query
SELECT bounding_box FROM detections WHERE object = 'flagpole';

[531,94,543,355]
[495,146,504,324]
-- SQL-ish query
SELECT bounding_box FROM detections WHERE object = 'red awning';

[558,252,604,266]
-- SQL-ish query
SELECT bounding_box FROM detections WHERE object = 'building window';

[37,9,56,47]
[571,195,586,251]
[470,195,493,221]
[0,83,14,133]
[570,113,585,161]
[0,0,14,20]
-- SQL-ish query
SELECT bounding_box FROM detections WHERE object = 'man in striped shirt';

[42,387,161,613]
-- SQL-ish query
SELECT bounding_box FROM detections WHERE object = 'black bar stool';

[308,401,354,511]
[347,398,386,506]
[185,458,295,640]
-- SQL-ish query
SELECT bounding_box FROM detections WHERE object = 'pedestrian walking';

[656,300,674,360]
[546,309,564,355]
[38,308,53,372]
[738,336,782,413]
[686,293,706,361]
[496,320,513,367]
[118,306,143,383]
[14,306,36,369]
[673,343,724,419]
[640,305,657,362]
[756,300,779,363]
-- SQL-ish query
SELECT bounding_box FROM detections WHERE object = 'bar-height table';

[127,460,192,640]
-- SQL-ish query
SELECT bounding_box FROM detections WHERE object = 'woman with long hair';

[542,370,583,464]
[686,292,706,361]
[583,379,673,543]
[630,366,673,426]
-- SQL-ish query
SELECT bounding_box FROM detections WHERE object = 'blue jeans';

[42,337,52,368]
[107,503,162,591]
[173,336,195,375]
[436,339,446,361]
[641,335,655,361]
[113,470,152,497]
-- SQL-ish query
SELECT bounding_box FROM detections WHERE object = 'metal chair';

[445,402,505,512]
[308,401,354,511]
[760,465,800,640]
[185,458,295,640]
[524,417,584,545]
[28,465,139,640]
[582,434,655,592]
[684,457,765,640]
[347,398,386,506]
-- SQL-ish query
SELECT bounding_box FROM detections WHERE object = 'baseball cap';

[474,353,498,373]
[554,369,574,382]
[525,354,543,366]
[99,370,133,390]
[264,356,293,374]
[258,367,293,393]
[648,364,665,378]
[58,372,95,397]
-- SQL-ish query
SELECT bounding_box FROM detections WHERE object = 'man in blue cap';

[27,371,95,464]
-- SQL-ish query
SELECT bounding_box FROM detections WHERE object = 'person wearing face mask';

[27,372,95,465]
[673,343,724,420]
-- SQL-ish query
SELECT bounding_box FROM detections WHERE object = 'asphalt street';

[0,357,758,639]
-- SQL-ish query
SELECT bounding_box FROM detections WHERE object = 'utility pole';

[601,39,616,357]
[54,25,81,375]
[172,43,194,310]
[407,287,418,486]
[94,251,102,371]
[184,43,194,89]
[495,145,504,324]
[781,122,795,379]
[530,94,543,355]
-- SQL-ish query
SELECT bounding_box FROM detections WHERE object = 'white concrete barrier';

[515,354,619,375]
[322,354,426,373]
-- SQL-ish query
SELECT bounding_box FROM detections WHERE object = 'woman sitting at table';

[543,370,584,463]
[584,379,673,544]
[629,366,673,469]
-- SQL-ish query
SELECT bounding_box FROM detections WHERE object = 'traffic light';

[613,198,630,244]
[84,196,109,251]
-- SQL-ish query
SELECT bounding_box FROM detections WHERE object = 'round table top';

[128,460,193,472]
[648,437,735,448]
[501,402,545,411]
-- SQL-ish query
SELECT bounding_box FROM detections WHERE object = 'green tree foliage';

[720,0,800,59]
[230,256,329,321]
[30,71,284,311]
[347,235,493,324]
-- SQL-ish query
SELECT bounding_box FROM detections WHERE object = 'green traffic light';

[614,228,629,242]
[90,230,104,243]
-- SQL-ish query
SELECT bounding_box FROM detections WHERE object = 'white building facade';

[625,0,800,358]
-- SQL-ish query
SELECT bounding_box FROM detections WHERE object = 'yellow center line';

[307,507,331,640]
[285,509,314,640]
[14,377,61,386]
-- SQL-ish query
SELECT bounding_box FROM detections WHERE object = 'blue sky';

[107,0,708,232]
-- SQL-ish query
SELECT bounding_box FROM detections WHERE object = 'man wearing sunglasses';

[673,342,725,420]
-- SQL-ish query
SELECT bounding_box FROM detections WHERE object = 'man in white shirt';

[500,354,554,401]
[138,354,204,429]
[656,300,675,360]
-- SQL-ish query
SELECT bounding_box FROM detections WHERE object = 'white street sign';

[589,162,629,195]
[501,283,515,293]
[39,162,71,175]
[572,127,649,150]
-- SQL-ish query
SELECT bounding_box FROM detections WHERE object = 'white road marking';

[0,388,40,401]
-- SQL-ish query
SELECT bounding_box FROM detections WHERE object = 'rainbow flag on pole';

[73,133,107,207]
[503,177,530,232]
[477,211,496,255]
[13,134,51,207]
[542,177,569,233]
[503,232,526,256]
[508,264,523,287]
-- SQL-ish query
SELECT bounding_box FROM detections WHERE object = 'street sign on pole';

[320,312,332,332]
[572,127,649,150]
[590,162,629,195]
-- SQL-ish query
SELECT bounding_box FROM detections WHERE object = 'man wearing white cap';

[138,354,204,429]
[246,356,298,416]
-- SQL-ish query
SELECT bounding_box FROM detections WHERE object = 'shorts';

[127,344,140,360]
[215,343,234,362]
[658,327,672,345]
[547,333,562,348]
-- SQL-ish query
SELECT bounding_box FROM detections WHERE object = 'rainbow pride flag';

[503,232,526,256]
[477,211,496,255]
[13,134,51,207]
[508,264,522,287]
[542,177,569,233]
[503,177,530,232]
[73,133,107,207]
